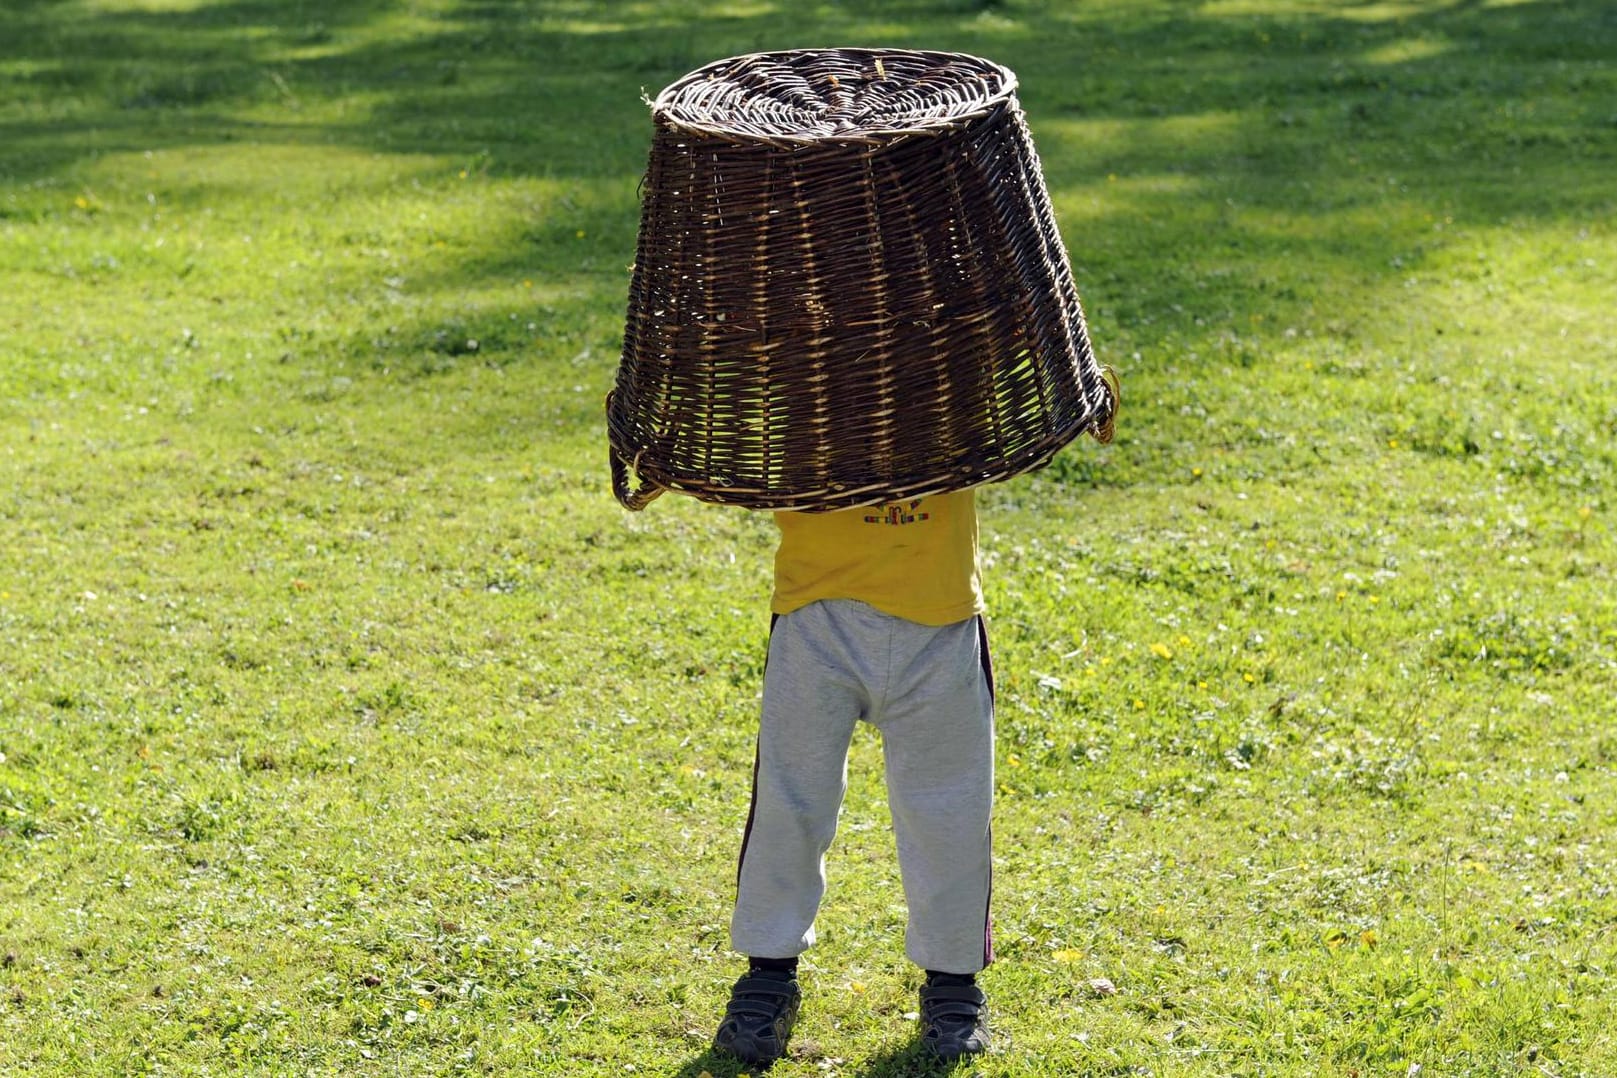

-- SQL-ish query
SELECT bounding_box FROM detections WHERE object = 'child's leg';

[731,602,866,959]
[875,616,995,974]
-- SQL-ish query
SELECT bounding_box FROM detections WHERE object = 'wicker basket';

[608,47,1115,512]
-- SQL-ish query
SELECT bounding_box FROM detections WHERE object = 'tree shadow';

[5,0,1612,466]
[6,0,1611,192]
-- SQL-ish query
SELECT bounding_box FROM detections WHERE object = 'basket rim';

[648,47,1020,148]
[606,402,1114,513]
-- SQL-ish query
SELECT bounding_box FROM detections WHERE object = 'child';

[714,487,996,1066]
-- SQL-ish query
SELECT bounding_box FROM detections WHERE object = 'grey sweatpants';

[731,599,995,974]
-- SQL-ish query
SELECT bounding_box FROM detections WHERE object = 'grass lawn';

[3,0,1615,1074]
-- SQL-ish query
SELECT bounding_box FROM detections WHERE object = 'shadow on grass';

[5,0,1611,195]
[846,1039,980,1077]
[8,0,1610,270]
[4,0,1613,470]
[670,1039,972,1077]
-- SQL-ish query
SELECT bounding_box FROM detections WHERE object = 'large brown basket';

[608,48,1115,512]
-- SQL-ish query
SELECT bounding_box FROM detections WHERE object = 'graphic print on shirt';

[863,501,931,526]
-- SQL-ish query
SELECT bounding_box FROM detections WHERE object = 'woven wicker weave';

[608,48,1115,512]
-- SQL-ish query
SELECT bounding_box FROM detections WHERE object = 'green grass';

[3,0,1615,1074]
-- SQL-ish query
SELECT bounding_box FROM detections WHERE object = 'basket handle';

[1090,364,1120,445]
[610,445,664,511]
[606,391,664,510]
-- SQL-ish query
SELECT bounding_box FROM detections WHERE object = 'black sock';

[925,969,977,988]
[749,956,799,980]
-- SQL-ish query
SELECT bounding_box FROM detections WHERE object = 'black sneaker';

[713,973,801,1067]
[919,981,990,1060]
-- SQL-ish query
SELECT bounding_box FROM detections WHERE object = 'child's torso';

[771,490,982,626]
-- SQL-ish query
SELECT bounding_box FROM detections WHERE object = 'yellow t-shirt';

[771,490,983,626]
